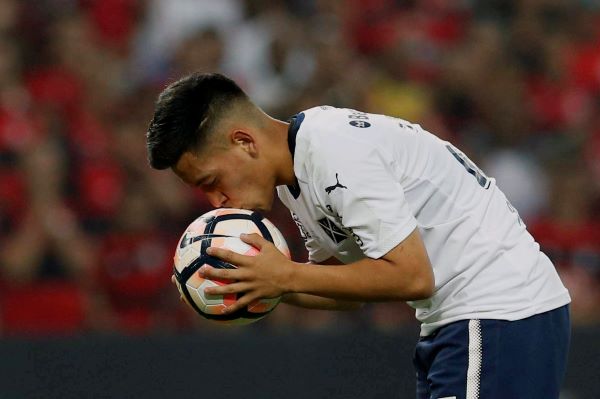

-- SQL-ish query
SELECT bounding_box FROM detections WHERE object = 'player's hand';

[199,233,295,314]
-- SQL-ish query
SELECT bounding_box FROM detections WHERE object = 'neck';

[267,117,295,187]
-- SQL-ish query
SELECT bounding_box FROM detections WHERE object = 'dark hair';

[146,72,247,169]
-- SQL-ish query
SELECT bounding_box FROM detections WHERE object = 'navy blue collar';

[286,112,305,199]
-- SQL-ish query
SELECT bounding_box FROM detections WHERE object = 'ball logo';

[179,233,230,248]
[349,120,371,128]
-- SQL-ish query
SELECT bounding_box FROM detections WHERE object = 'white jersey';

[276,106,570,336]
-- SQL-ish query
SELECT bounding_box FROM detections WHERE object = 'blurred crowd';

[0,0,599,336]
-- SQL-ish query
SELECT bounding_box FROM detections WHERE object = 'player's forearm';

[286,258,432,302]
[282,292,363,310]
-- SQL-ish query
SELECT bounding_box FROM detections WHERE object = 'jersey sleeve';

[311,137,417,259]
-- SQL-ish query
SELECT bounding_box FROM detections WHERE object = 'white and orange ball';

[173,208,290,325]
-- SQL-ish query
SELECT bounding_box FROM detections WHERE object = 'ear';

[231,129,258,157]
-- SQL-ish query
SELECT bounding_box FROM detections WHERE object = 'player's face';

[173,147,276,212]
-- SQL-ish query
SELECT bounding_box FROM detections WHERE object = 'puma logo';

[325,173,347,194]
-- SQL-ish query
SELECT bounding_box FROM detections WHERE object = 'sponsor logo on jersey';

[347,109,369,119]
[349,120,371,128]
[325,173,347,194]
[323,204,364,246]
[318,217,348,243]
[347,109,371,128]
[291,212,311,241]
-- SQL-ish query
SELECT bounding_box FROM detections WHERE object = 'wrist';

[282,261,301,294]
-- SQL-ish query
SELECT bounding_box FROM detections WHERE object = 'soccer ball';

[173,208,290,325]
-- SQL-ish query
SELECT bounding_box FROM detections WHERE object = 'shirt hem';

[418,291,571,336]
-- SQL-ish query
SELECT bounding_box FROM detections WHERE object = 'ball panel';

[213,219,260,237]
[262,218,291,258]
[186,218,209,234]
[198,280,228,306]
[173,241,202,274]
[213,208,252,217]
[185,270,205,289]
[186,283,208,312]
[204,304,227,315]
[223,293,237,307]
[220,236,255,256]
[210,236,226,248]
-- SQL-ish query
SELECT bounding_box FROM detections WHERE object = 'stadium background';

[0,0,599,397]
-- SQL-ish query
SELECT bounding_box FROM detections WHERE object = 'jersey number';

[446,145,490,189]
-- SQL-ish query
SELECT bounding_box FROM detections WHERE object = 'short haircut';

[146,72,248,170]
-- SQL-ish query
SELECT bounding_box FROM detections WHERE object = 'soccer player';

[146,73,571,398]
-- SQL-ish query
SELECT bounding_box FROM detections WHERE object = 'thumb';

[240,233,267,250]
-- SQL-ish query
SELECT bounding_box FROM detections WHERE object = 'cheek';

[221,172,250,198]
[233,171,266,197]
[221,161,270,200]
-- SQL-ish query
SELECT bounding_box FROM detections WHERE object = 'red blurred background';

[0,0,599,336]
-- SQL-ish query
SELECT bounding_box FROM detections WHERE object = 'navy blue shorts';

[413,305,570,399]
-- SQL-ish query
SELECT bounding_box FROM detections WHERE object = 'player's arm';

[281,257,364,311]
[201,228,433,314]
[286,228,433,302]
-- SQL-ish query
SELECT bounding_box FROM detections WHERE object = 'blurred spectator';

[132,0,242,84]
[529,159,600,325]
[223,1,318,114]
[483,149,549,222]
[172,28,225,76]
[0,134,95,335]
[93,183,179,334]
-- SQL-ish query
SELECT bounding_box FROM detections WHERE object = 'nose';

[206,191,228,208]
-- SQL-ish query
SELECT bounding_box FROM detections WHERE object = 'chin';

[253,202,273,213]
[234,204,269,212]
[250,205,271,213]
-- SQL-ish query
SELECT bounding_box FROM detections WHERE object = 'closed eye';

[196,177,217,189]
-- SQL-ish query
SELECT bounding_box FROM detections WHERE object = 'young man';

[147,73,571,398]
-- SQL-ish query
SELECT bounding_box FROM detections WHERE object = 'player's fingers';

[198,265,242,281]
[204,282,251,296]
[222,292,260,315]
[240,233,265,250]
[171,275,176,285]
[206,246,249,266]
